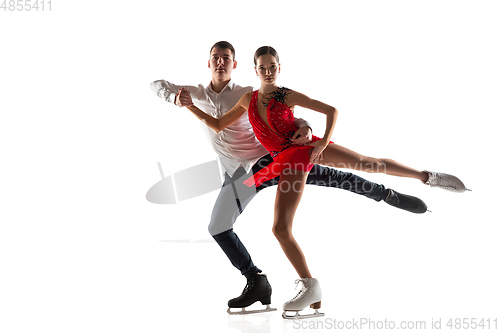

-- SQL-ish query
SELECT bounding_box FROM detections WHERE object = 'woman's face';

[255,54,280,86]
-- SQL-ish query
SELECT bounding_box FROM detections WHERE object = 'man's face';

[208,48,237,81]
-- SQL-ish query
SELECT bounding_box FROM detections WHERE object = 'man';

[150,41,426,314]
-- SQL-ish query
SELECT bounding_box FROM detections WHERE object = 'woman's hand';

[175,87,194,107]
[309,140,328,164]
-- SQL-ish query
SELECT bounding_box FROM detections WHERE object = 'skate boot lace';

[424,171,470,192]
[241,277,255,295]
[289,279,311,302]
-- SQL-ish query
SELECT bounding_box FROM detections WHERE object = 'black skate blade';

[227,304,277,315]
[282,309,324,320]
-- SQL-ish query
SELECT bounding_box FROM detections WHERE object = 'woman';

[178,46,468,318]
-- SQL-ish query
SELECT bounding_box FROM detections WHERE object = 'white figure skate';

[282,278,324,319]
[424,171,469,193]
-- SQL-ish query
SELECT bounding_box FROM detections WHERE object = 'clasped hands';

[292,128,329,164]
[175,87,194,107]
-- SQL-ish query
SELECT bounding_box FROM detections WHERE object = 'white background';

[1,1,499,332]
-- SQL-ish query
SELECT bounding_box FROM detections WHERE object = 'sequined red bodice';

[248,87,301,158]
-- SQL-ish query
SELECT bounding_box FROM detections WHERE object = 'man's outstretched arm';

[150,80,204,104]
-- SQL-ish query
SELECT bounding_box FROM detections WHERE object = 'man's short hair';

[210,41,236,60]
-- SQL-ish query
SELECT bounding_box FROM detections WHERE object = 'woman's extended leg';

[318,143,428,182]
[273,169,312,278]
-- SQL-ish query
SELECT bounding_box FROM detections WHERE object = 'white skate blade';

[282,309,324,320]
[227,304,277,315]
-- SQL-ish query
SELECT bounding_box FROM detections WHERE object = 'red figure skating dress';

[244,87,332,187]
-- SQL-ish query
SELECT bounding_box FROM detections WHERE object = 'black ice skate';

[384,189,428,214]
[227,273,277,315]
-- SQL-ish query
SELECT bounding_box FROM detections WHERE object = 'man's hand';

[175,87,194,107]
[290,126,312,145]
